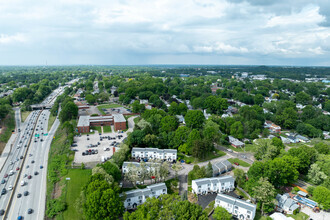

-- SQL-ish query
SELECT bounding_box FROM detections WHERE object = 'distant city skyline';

[1,0,330,66]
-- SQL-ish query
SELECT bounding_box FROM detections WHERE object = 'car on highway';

[0,209,4,216]
[16,167,20,171]
[9,170,14,176]
[28,208,33,214]
[1,189,6,195]
[24,191,29,196]
[17,216,23,220]
[31,160,35,164]
[21,181,25,186]
[8,185,12,190]
[17,193,22,198]
[1,179,5,184]
[40,165,43,169]
[20,156,23,159]
[34,171,39,175]
[27,175,32,179]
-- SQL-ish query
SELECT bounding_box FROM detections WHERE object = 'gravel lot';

[73,128,127,164]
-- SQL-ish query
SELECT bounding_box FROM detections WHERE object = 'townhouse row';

[131,147,177,162]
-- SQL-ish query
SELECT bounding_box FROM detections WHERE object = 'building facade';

[215,193,256,220]
[76,114,126,133]
[121,183,167,209]
[131,147,177,162]
[122,161,160,175]
[192,176,235,195]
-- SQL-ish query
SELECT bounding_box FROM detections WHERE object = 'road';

[0,83,70,219]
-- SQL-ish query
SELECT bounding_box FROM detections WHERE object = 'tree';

[178,103,188,115]
[315,142,330,155]
[253,177,276,215]
[98,161,121,182]
[324,100,330,112]
[186,129,202,155]
[213,206,231,220]
[307,164,327,185]
[192,139,210,159]
[230,121,244,139]
[264,158,299,187]
[275,107,297,129]
[203,120,220,143]
[160,115,179,133]
[185,110,205,129]
[288,146,317,173]
[233,168,246,187]
[206,162,213,178]
[172,126,190,149]
[83,178,124,220]
[254,94,264,106]
[296,91,311,105]
[172,161,182,178]
[168,102,179,115]
[59,101,78,123]
[85,94,96,104]
[313,186,330,210]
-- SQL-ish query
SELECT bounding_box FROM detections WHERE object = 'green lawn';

[21,111,31,122]
[133,117,141,124]
[225,144,257,153]
[103,126,112,133]
[48,114,56,131]
[62,169,92,220]
[228,158,251,167]
[178,149,226,164]
[90,126,102,133]
[287,212,309,220]
[97,104,123,115]
[234,188,249,199]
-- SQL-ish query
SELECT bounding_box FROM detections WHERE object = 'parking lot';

[72,128,128,164]
[102,107,131,115]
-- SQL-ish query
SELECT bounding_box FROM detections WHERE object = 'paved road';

[215,144,255,164]
[0,83,71,219]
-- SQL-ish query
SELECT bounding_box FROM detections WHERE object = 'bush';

[46,199,67,218]
[307,186,315,196]
[185,159,192,164]
[91,113,99,116]
[293,208,300,215]
[293,187,300,193]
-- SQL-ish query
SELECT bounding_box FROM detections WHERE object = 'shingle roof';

[216,193,256,212]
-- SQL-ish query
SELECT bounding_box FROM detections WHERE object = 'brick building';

[77,114,126,133]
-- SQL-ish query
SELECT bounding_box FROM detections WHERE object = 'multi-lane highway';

[0,84,68,219]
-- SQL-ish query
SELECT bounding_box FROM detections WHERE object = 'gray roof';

[212,160,232,172]
[113,114,126,123]
[296,135,309,141]
[147,183,166,191]
[132,147,177,154]
[77,116,90,127]
[193,176,234,186]
[193,178,211,186]
[276,194,299,211]
[216,193,256,212]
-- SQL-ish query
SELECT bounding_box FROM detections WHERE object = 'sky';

[1,0,330,66]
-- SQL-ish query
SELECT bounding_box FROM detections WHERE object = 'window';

[247,215,251,219]
[139,200,142,203]
[138,196,142,199]
[163,189,166,192]
[247,211,251,214]
[128,203,131,206]
[208,184,210,186]
[198,186,201,188]
[152,191,155,194]
[234,206,238,209]
[127,199,131,202]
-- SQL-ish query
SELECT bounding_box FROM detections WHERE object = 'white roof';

[270,212,294,220]
[113,114,126,123]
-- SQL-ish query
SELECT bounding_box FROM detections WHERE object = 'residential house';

[212,160,233,176]
[287,135,298,143]
[215,193,256,220]
[192,176,234,195]
[295,135,310,143]
[264,121,281,133]
[121,183,167,209]
[176,115,185,124]
[122,161,160,175]
[131,147,177,162]
[270,212,295,220]
[203,109,211,120]
[229,136,244,148]
[276,194,300,214]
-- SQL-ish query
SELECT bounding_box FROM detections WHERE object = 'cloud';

[0,0,329,65]
[0,33,27,44]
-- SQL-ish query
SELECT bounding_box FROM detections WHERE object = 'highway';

[0,84,68,219]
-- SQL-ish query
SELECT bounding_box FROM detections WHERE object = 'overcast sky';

[1,0,330,66]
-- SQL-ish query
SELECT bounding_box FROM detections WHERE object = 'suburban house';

[270,212,295,220]
[212,160,233,176]
[192,176,235,195]
[131,147,177,162]
[295,135,310,143]
[287,135,298,143]
[275,194,300,214]
[264,121,281,133]
[122,161,160,174]
[121,183,167,209]
[215,193,256,220]
[76,114,126,133]
[229,136,245,148]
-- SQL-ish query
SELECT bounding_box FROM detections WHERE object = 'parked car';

[234,162,239,166]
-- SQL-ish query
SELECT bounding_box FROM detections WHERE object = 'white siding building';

[131,147,177,162]
[215,193,256,220]
[192,176,235,195]
[121,183,167,209]
[122,162,160,174]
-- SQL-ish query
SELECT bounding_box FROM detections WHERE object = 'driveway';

[198,193,217,209]
[301,206,330,220]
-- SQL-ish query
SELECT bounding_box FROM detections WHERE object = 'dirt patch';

[53,181,63,199]
[188,192,198,203]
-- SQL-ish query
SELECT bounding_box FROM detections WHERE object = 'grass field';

[97,104,123,115]
[62,169,92,220]
[21,111,31,122]
[48,114,56,131]
[178,149,226,164]
[228,158,251,167]
[90,126,102,133]
[103,126,112,133]
[204,201,215,214]
[287,212,309,220]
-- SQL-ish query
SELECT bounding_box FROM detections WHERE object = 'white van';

[20,181,25,186]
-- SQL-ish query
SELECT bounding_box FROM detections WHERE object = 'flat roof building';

[77,114,126,133]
